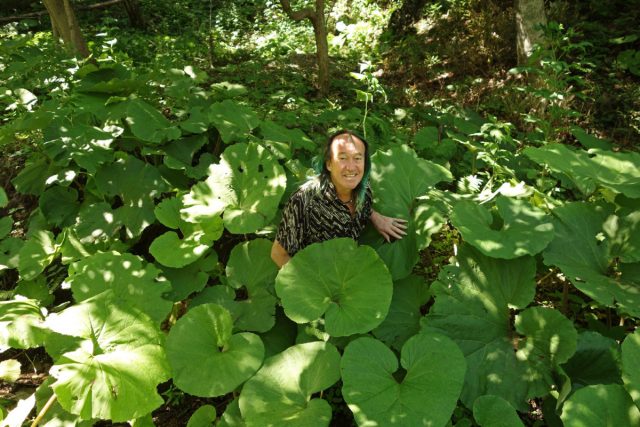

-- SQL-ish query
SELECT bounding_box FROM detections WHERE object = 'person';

[271,130,408,268]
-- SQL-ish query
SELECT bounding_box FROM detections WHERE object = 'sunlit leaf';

[560,384,640,426]
[46,293,170,422]
[451,197,554,259]
[341,333,465,427]
[166,303,264,397]
[67,251,172,325]
[239,341,340,427]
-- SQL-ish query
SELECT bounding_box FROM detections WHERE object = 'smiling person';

[271,130,408,268]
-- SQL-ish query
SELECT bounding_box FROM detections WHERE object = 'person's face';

[326,134,366,195]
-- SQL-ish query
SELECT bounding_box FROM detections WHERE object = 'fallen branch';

[1,0,124,24]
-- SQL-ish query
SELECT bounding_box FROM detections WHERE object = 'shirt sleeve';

[275,191,306,256]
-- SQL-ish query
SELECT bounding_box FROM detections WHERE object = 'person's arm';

[370,209,408,242]
[271,239,291,268]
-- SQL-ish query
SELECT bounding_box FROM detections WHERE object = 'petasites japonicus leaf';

[543,202,640,318]
[0,298,47,352]
[451,197,554,259]
[560,384,640,427]
[239,341,341,427]
[181,142,286,234]
[622,329,640,409]
[46,293,171,422]
[372,275,431,351]
[524,144,640,198]
[208,99,259,143]
[341,333,465,427]
[67,251,172,325]
[370,144,453,280]
[166,303,264,397]
[514,306,578,398]
[561,331,622,389]
[275,238,392,337]
[95,155,169,238]
[473,395,523,427]
[422,244,536,410]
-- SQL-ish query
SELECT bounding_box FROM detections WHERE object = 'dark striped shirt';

[275,176,373,256]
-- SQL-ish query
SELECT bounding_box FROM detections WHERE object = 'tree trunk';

[515,0,547,66]
[122,0,145,29]
[278,0,330,96]
[42,0,90,57]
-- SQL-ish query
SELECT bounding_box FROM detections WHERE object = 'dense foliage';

[1,0,639,426]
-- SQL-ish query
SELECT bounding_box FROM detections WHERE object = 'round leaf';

[166,303,264,397]
[275,238,393,337]
[515,306,578,397]
[622,329,640,409]
[187,405,217,427]
[473,395,524,427]
[150,231,209,268]
[341,333,466,427]
[451,197,554,259]
[39,186,80,228]
[560,384,640,427]
[46,294,171,422]
[561,331,622,389]
[208,100,259,143]
[68,252,172,325]
[239,341,341,427]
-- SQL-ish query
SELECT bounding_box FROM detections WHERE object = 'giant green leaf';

[166,303,264,397]
[46,293,170,422]
[35,378,95,427]
[560,384,640,426]
[215,142,286,233]
[191,284,277,333]
[67,251,172,325]
[11,154,59,196]
[0,298,47,352]
[275,238,393,337]
[370,144,453,279]
[224,239,279,331]
[525,144,640,198]
[514,307,578,398]
[187,405,217,427]
[39,186,80,228]
[621,329,640,409]
[158,260,210,302]
[227,239,278,294]
[561,331,622,389]
[149,231,210,268]
[473,395,523,427]
[239,341,341,427]
[18,230,57,280]
[423,244,537,410]
[42,124,115,174]
[208,100,259,143]
[451,197,554,259]
[341,333,466,427]
[543,202,640,317]
[95,155,169,237]
[163,134,211,179]
[71,202,121,246]
[122,98,181,144]
[372,275,431,351]
[0,237,23,271]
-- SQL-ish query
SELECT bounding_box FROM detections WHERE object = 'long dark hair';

[312,129,371,212]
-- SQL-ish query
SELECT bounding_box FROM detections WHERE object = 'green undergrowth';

[1,3,640,426]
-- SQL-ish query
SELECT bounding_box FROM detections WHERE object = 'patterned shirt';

[275,175,373,256]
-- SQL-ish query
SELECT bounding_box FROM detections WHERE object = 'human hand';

[371,210,408,242]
